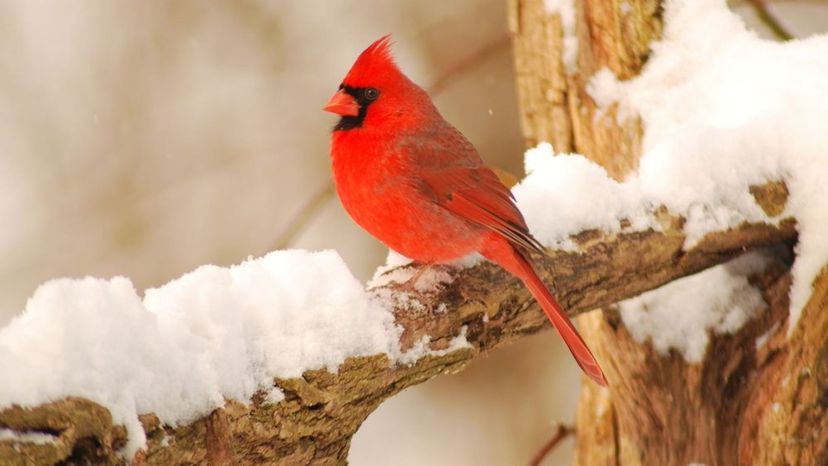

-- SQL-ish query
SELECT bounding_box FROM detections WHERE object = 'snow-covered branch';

[0,195,794,464]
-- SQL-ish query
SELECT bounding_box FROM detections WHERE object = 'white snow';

[0,250,405,458]
[755,322,781,350]
[516,0,828,337]
[396,326,472,366]
[544,0,578,72]
[369,258,454,294]
[0,428,58,445]
[618,252,768,363]
[369,250,481,312]
[370,249,482,290]
[514,144,658,251]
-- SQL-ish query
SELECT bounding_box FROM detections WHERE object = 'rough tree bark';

[509,1,827,465]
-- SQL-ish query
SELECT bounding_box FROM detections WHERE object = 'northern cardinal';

[324,36,607,386]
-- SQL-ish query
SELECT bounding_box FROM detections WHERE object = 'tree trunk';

[508,1,827,465]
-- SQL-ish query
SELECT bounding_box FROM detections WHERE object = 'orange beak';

[323,90,360,117]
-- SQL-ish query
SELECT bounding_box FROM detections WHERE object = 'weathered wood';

[573,258,828,466]
[508,0,574,151]
[510,0,660,179]
[576,260,828,466]
[565,0,660,179]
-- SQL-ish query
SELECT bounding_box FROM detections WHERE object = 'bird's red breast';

[325,36,493,261]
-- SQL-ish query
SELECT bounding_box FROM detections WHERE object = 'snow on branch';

[0,191,794,464]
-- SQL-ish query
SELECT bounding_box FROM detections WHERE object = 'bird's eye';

[364,88,380,101]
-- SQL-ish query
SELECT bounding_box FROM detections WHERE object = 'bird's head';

[324,35,432,132]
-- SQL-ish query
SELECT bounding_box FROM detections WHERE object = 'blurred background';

[0,1,824,465]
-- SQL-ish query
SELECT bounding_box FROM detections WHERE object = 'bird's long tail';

[484,239,608,386]
[518,255,607,386]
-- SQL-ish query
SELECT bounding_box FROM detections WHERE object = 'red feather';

[326,36,607,386]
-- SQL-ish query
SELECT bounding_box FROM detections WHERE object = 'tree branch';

[529,423,574,466]
[745,0,795,42]
[0,192,796,465]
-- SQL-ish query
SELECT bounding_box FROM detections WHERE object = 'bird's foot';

[381,263,452,313]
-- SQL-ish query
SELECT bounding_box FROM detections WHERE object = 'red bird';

[324,36,607,386]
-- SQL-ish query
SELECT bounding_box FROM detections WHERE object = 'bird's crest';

[342,34,401,87]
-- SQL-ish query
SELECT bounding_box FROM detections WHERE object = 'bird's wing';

[420,165,546,255]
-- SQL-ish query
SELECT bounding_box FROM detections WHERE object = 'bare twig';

[745,0,794,41]
[428,33,511,96]
[528,423,575,466]
[271,183,336,251]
